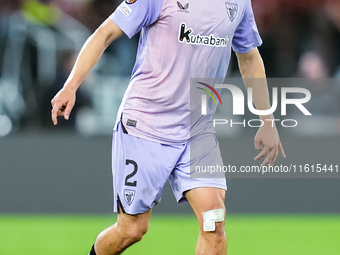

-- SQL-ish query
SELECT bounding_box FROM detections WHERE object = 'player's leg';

[96,120,184,255]
[91,209,151,255]
[168,132,227,254]
[185,187,226,255]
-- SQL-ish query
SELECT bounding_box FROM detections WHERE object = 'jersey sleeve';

[232,0,262,54]
[109,0,164,39]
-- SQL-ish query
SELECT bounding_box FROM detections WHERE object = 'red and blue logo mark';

[197,82,223,106]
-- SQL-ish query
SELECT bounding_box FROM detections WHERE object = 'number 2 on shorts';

[125,159,138,187]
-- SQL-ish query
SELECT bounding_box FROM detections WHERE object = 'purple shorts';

[112,122,227,215]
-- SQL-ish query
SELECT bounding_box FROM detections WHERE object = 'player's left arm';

[236,47,286,166]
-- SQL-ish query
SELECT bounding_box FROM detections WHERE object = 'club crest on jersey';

[177,1,189,13]
[178,23,230,47]
[225,3,238,22]
[124,189,135,205]
[125,0,137,4]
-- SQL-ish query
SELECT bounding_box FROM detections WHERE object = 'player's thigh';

[112,122,185,214]
[169,132,227,203]
[185,187,226,228]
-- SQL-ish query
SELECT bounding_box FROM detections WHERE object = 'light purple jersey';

[110,0,262,144]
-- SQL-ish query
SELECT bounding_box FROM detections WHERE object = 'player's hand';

[254,122,286,166]
[51,86,76,125]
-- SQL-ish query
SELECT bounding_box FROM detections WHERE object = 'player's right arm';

[51,19,123,125]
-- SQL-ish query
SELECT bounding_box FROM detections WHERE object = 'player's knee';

[126,220,149,244]
[201,221,226,244]
[213,221,226,240]
[201,220,226,234]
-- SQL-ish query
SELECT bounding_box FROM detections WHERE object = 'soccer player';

[51,0,285,254]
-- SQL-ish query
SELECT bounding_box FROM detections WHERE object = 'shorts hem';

[175,182,227,203]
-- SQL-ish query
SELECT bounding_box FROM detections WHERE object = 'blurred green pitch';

[0,214,339,255]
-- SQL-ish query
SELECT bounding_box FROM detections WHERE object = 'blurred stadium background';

[0,0,340,254]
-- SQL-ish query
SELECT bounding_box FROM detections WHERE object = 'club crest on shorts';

[225,3,238,22]
[124,189,135,205]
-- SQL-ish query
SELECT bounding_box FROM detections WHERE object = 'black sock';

[89,244,96,255]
